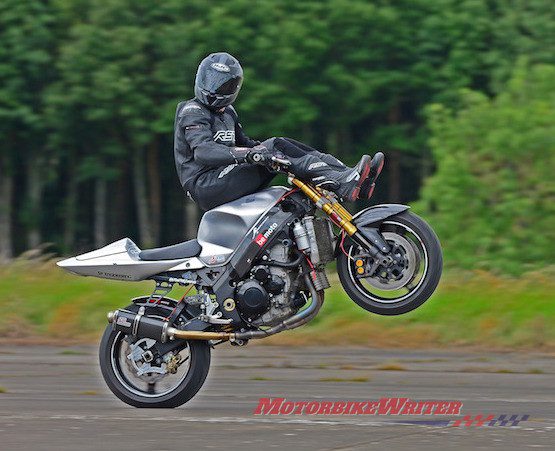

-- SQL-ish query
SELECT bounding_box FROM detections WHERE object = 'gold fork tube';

[323,192,353,222]
[291,178,357,235]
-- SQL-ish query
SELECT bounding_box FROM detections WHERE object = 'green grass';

[0,260,151,340]
[77,390,98,395]
[58,349,90,355]
[376,362,407,371]
[1,261,554,349]
[274,268,555,349]
[319,377,370,383]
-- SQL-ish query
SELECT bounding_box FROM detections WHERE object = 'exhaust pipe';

[108,274,323,342]
[108,308,231,342]
[108,308,172,342]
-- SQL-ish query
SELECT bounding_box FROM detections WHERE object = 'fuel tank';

[197,186,288,261]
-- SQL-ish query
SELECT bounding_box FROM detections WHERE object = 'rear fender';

[131,296,202,323]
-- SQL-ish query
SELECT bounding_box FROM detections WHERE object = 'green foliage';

[2,262,555,348]
[1,0,555,270]
[0,0,56,136]
[417,62,555,273]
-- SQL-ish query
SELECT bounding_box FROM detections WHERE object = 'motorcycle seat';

[139,239,202,261]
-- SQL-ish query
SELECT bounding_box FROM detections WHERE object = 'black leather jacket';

[173,98,259,194]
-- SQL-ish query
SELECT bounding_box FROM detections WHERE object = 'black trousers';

[189,138,347,211]
[190,163,275,211]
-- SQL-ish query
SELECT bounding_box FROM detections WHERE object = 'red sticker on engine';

[254,233,268,247]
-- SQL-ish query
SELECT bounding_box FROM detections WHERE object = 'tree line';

[1,0,553,267]
[419,62,555,274]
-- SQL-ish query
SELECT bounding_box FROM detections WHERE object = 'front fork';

[290,178,391,263]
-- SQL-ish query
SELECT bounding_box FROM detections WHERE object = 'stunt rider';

[174,52,382,211]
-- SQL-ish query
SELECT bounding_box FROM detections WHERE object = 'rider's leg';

[273,137,382,201]
[263,137,372,201]
[280,138,348,172]
[190,164,275,210]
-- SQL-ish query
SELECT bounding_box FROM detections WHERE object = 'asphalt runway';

[0,345,554,450]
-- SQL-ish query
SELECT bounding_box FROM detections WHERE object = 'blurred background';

[0,0,554,348]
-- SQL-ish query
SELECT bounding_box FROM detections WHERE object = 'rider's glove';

[246,144,270,165]
[228,147,252,164]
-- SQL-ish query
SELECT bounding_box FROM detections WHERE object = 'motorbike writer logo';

[253,398,530,427]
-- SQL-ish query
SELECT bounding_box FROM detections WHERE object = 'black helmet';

[194,52,243,109]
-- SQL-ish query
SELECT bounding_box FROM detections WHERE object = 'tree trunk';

[387,101,402,202]
[94,177,107,247]
[420,149,433,183]
[132,149,153,247]
[326,129,340,156]
[388,149,401,202]
[326,125,352,163]
[147,140,161,246]
[184,198,199,240]
[301,123,313,145]
[26,159,43,249]
[0,156,13,262]
[336,125,352,160]
[112,160,129,241]
[63,167,78,252]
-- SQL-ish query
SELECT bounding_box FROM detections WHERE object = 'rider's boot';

[312,155,372,202]
[255,138,372,201]
[358,152,385,200]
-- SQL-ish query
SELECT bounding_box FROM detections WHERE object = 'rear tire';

[99,305,210,408]
[337,211,442,315]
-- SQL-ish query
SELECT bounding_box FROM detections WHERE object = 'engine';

[235,216,335,327]
[235,241,303,326]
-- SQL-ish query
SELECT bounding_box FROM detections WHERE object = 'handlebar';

[270,156,292,167]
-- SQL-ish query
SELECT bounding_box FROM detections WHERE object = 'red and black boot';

[358,152,385,200]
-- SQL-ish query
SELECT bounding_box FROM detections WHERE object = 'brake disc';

[364,232,417,291]
[125,338,168,382]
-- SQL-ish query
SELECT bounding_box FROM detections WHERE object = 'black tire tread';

[99,305,210,408]
[337,210,442,316]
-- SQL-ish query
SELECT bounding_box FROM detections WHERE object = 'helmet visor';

[198,69,243,96]
[215,76,243,95]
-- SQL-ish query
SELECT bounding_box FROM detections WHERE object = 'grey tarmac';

[0,345,554,450]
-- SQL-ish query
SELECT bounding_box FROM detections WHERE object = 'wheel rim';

[347,220,429,304]
[110,330,192,398]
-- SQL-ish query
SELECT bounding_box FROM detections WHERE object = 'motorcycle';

[57,152,442,408]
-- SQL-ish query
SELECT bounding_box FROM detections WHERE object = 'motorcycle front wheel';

[337,210,442,315]
[99,304,210,408]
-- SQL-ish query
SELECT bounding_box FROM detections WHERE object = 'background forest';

[0,0,554,345]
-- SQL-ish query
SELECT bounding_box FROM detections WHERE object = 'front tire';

[337,211,442,315]
[99,305,210,408]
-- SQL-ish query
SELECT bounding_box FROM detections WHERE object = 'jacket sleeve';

[228,106,260,148]
[179,107,241,167]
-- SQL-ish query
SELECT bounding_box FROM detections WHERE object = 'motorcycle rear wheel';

[99,304,210,408]
[337,211,442,315]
